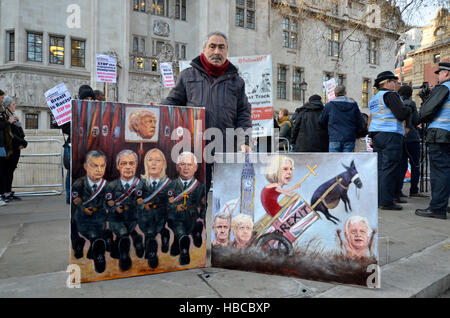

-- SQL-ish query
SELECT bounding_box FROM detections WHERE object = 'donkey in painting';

[311,160,363,224]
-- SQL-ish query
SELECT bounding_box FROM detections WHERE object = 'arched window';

[435,27,445,36]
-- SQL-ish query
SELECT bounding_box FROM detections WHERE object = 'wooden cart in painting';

[250,166,351,256]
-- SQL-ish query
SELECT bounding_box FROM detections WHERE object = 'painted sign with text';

[44,83,72,126]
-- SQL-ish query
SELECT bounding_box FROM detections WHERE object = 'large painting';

[212,153,379,287]
[70,100,206,283]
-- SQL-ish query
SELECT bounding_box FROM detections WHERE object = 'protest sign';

[44,83,72,126]
[160,62,175,88]
[324,77,336,102]
[96,54,117,83]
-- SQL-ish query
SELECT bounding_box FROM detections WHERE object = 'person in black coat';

[291,95,329,152]
[2,96,27,202]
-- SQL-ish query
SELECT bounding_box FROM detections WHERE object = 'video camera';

[414,82,431,103]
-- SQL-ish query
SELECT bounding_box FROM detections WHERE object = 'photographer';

[415,62,450,220]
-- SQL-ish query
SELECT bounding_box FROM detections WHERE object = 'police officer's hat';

[374,71,398,88]
[434,62,450,74]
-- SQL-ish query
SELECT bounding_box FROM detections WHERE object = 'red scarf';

[200,53,230,81]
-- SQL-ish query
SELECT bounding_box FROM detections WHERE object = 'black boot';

[192,221,203,248]
[73,238,85,259]
[131,230,144,258]
[170,236,180,256]
[92,239,106,274]
[104,229,113,252]
[146,238,159,269]
[110,238,120,259]
[87,243,94,260]
[160,228,170,254]
[179,235,190,266]
[118,237,132,271]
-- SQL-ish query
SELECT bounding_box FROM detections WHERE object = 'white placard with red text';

[160,62,175,88]
[44,83,72,126]
[96,54,117,83]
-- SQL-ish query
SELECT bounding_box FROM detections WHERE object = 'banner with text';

[229,55,274,138]
[160,62,175,88]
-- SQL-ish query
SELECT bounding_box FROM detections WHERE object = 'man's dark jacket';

[291,100,329,152]
[319,96,365,142]
[161,56,252,150]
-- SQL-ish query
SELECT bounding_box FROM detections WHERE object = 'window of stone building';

[236,0,255,30]
[337,74,345,86]
[433,53,440,64]
[175,0,186,20]
[151,0,168,16]
[25,113,39,129]
[27,32,43,62]
[175,43,186,60]
[133,36,146,54]
[332,2,339,16]
[328,28,340,57]
[7,31,15,61]
[49,36,65,65]
[367,37,379,65]
[292,67,304,101]
[435,27,445,36]
[277,65,288,100]
[71,39,86,67]
[282,17,297,49]
[362,78,370,107]
[134,0,146,12]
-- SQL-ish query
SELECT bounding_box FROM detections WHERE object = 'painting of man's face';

[126,107,159,142]
[137,114,157,139]
[347,221,369,251]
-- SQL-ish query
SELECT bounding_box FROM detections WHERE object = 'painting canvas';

[70,100,206,283]
[212,153,379,287]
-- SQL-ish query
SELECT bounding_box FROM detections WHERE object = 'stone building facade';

[0,0,402,129]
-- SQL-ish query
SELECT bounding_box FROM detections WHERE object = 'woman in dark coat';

[2,96,27,201]
[291,95,329,152]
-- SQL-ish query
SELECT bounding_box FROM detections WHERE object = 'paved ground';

[0,191,449,298]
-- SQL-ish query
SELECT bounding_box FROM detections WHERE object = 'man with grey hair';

[105,149,144,271]
[319,85,366,152]
[160,31,252,194]
[71,150,109,273]
[167,151,206,266]
[212,212,232,247]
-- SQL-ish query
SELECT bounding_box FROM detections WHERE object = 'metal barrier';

[12,139,65,196]
[276,137,291,153]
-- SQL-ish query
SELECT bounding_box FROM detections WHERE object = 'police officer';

[136,148,171,269]
[167,152,206,266]
[369,71,411,210]
[415,62,450,220]
[71,150,108,273]
[105,150,144,271]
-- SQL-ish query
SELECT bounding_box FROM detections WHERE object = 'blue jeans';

[329,141,355,152]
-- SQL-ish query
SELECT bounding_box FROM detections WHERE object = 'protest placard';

[96,54,117,83]
[160,62,175,88]
[324,78,336,102]
[44,83,72,126]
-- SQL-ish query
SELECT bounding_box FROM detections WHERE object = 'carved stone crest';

[153,20,170,37]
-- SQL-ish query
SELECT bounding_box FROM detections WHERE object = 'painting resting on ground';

[70,100,206,283]
[211,153,379,287]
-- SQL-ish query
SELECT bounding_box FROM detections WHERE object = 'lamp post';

[299,80,308,105]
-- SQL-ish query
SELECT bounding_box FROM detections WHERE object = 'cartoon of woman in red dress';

[261,155,300,217]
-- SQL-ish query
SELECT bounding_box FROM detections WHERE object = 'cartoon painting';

[212,153,378,287]
[70,100,206,283]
